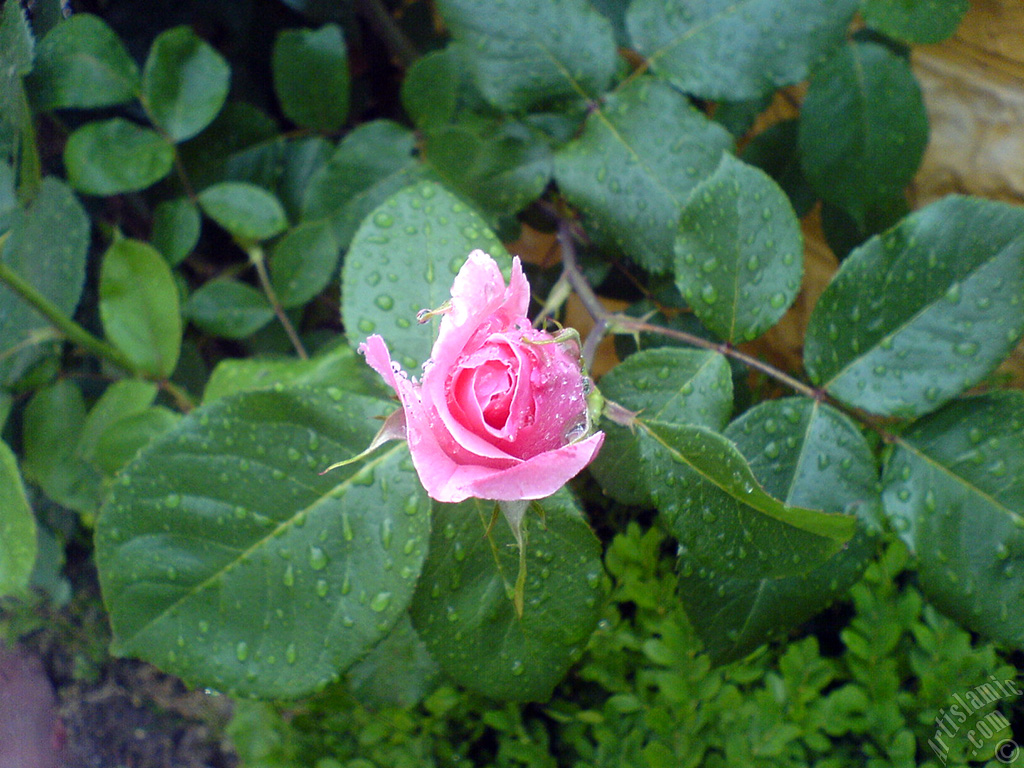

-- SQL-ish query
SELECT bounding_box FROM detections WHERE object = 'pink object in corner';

[0,645,64,768]
[359,250,604,502]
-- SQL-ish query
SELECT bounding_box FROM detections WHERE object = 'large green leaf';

[674,154,803,343]
[0,438,36,598]
[203,343,385,402]
[100,238,182,379]
[142,26,231,143]
[272,25,350,133]
[27,14,139,110]
[805,196,1024,418]
[861,0,969,44]
[64,118,174,195]
[410,490,603,701]
[95,388,431,698]
[437,0,617,111]
[799,40,928,224]
[301,120,424,250]
[0,178,89,386]
[881,393,1024,648]
[626,0,858,100]
[554,76,733,273]
[680,398,879,664]
[641,421,856,579]
[590,347,733,505]
[342,180,511,370]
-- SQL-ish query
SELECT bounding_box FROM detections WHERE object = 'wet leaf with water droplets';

[674,154,803,343]
[95,387,429,698]
[881,392,1024,648]
[410,489,602,701]
[805,196,1024,418]
[679,398,880,664]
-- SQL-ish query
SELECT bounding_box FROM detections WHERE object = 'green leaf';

[269,220,340,308]
[91,407,180,476]
[152,197,201,266]
[0,178,89,386]
[100,238,182,379]
[640,421,856,579]
[410,490,603,702]
[64,118,174,195]
[554,76,733,273]
[401,48,457,132]
[674,154,803,343]
[184,280,274,339]
[881,392,1024,647]
[27,13,140,110]
[626,0,858,100]
[590,348,733,505]
[142,26,231,142]
[77,379,159,465]
[21,379,101,515]
[437,0,617,111]
[198,182,288,241]
[861,0,969,44]
[680,398,879,664]
[0,1,33,110]
[0,438,36,598]
[805,196,1024,418]
[203,344,384,403]
[426,121,552,221]
[798,40,928,224]
[95,387,431,698]
[342,180,511,370]
[276,136,332,221]
[301,120,423,250]
[272,25,350,133]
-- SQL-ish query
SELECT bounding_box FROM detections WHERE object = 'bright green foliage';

[142,26,231,142]
[342,180,511,370]
[0,438,36,598]
[0,178,88,385]
[805,196,1024,418]
[64,118,174,195]
[674,154,803,343]
[184,280,274,339]
[99,238,182,379]
[437,0,618,111]
[96,387,431,699]
[27,13,139,110]
[681,398,879,664]
[799,39,928,224]
[861,0,970,44]
[882,392,1024,647]
[555,76,733,273]
[410,491,603,702]
[272,25,350,133]
[627,0,858,100]
[591,347,734,505]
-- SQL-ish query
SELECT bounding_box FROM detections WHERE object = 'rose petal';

[458,432,605,501]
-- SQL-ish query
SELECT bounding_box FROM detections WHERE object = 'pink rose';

[358,250,604,503]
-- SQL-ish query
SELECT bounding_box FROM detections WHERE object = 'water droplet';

[944,282,962,304]
[165,493,181,508]
[700,284,718,304]
[358,319,375,333]
[763,441,780,459]
[236,642,249,662]
[309,546,327,571]
[283,564,295,587]
[286,643,298,664]
[817,454,831,470]
[316,579,329,597]
[511,659,525,676]
[375,295,394,311]
[769,292,787,309]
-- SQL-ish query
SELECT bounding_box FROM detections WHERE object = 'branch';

[248,245,308,360]
[355,0,419,67]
